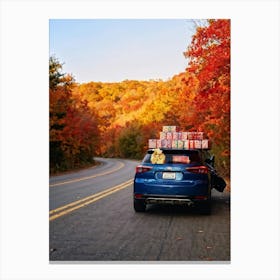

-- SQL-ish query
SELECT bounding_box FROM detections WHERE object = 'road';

[49,158,230,262]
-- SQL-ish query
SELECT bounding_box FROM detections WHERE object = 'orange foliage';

[49,57,100,172]
[50,20,230,176]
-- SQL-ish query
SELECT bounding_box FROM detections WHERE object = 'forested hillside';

[50,19,230,177]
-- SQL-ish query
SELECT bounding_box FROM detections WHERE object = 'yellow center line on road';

[49,161,125,187]
[49,179,133,221]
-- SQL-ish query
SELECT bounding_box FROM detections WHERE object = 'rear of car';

[133,149,211,214]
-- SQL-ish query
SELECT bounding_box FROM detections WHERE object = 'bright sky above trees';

[49,19,196,83]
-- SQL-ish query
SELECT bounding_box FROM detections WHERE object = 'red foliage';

[182,19,230,147]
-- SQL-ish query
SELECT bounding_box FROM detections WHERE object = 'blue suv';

[133,148,222,214]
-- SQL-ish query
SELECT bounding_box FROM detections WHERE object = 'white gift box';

[181,132,188,141]
[148,139,157,149]
[162,126,177,133]
[161,139,172,148]
[166,132,173,140]
[194,140,202,149]
[202,139,209,149]
[172,140,178,149]
[183,140,190,149]
[172,132,182,140]
[156,139,162,148]
[159,132,166,139]
[177,140,184,149]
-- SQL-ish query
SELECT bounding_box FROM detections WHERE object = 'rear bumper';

[134,193,210,206]
[145,197,195,206]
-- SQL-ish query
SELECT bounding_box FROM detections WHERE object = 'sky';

[49,19,197,83]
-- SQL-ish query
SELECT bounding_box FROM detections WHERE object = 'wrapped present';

[161,139,172,148]
[148,139,157,149]
[166,132,173,140]
[202,139,209,149]
[188,140,204,149]
[183,140,190,149]
[159,132,166,139]
[189,140,195,149]
[162,126,177,133]
[172,140,178,149]
[156,139,162,148]
[167,139,172,148]
[181,132,188,141]
[161,139,167,148]
[188,132,204,140]
[150,128,209,150]
[177,140,184,149]
[194,140,202,149]
[172,132,182,140]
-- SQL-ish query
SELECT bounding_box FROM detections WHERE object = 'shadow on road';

[142,191,230,217]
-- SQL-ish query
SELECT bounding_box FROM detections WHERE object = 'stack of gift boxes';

[148,126,209,149]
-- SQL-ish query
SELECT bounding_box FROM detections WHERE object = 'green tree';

[118,124,144,159]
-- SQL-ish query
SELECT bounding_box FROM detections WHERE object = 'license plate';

[162,172,176,180]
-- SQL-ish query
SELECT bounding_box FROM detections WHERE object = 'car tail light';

[186,166,208,174]
[136,165,153,173]
[194,195,208,200]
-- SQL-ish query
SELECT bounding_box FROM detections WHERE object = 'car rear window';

[142,150,202,164]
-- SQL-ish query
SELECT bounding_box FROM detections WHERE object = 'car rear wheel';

[134,199,146,212]
[198,200,211,215]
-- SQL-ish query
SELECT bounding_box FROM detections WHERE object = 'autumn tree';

[49,56,100,173]
[65,20,230,178]
[183,19,230,176]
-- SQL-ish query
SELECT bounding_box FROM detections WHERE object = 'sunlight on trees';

[49,20,230,176]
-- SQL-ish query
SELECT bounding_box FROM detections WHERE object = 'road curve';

[49,157,140,211]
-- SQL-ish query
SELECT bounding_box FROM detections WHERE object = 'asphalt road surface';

[49,158,230,262]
